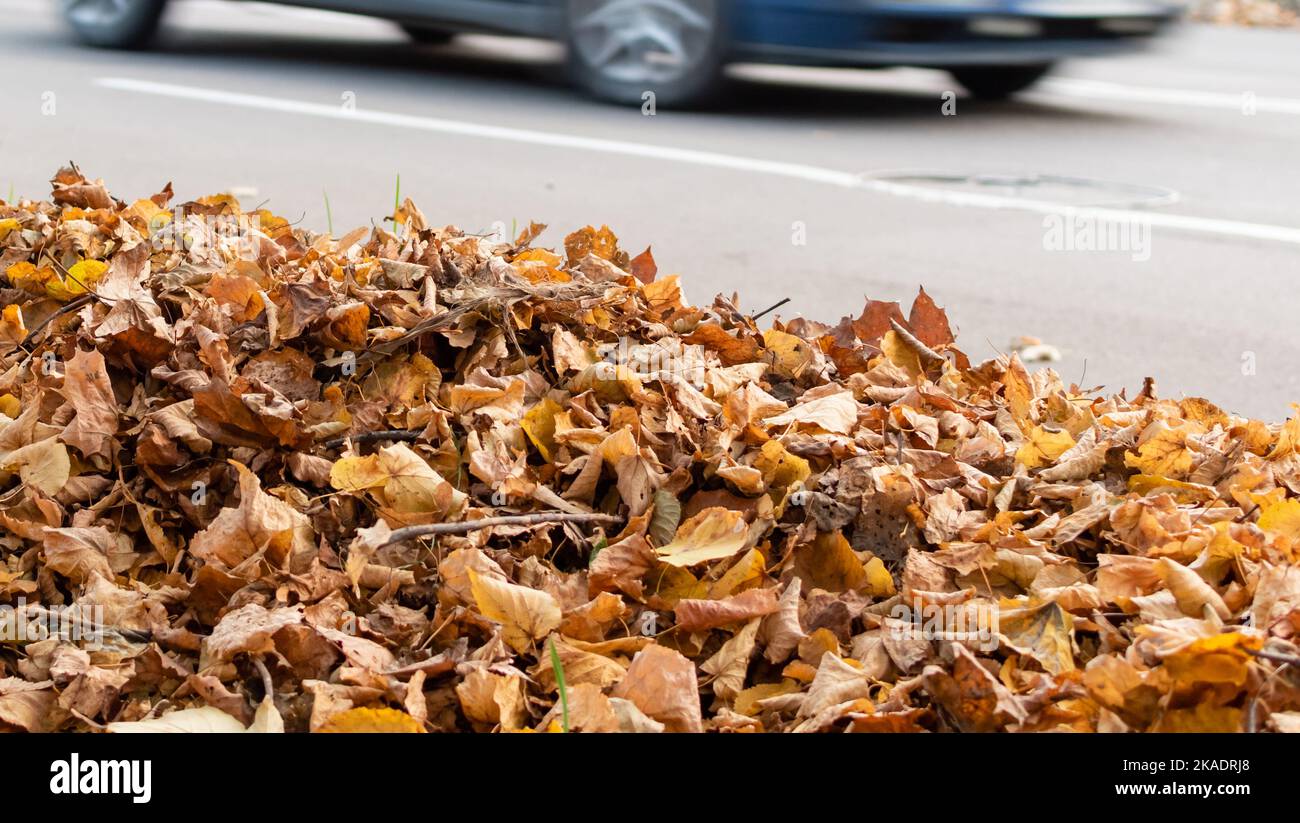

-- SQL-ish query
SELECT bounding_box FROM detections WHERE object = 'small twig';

[1248,648,1300,668]
[379,512,621,548]
[70,708,107,731]
[889,318,946,370]
[18,293,94,349]
[20,604,152,643]
[751,297,790,321]
[253,656,275,697]
[322,429,422,449]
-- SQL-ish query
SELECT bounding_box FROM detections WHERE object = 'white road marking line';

[93,77,861,185]
[1041,77,1300,115]
[862,178,1300,244]
[95,76,1300,246]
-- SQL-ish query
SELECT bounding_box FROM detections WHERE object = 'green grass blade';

[549,638,570,733]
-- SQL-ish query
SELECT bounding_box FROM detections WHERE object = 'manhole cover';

[859,170,1178,209]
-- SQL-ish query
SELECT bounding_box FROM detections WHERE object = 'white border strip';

[95,76,1300,246]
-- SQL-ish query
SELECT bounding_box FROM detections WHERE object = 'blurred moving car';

[59,0,1182,106]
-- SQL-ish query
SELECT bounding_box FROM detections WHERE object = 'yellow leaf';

[0,304,26,344]
[642,274,685,313]
[998,601,1075,675]
[196,192,241,209]
[1016,425,1075,469]
[864,556,896,598]
[1157,704,1242,733]
[708,548,766,599]
[795,531,867,593]
[49,258,108,301]
[468,568,562,652]
[782,660,818,683]
[1002,355,1034,428]
[1124,424,1194,479]
[762,328,813,379]
[329,443,467,522]
[1255,491,1300,543]
[880,330,922,381]
[533,636,626,691]
[317,707,425,733]
[735,680,799,716]
[1268,406,1300,458]
[512,248,570,283]
[125,198,165,226]
[753,438,810,492]
[655,507,750,568]
[1179,397,1228,429]
[329,454,389,492]
[1162,632,1258,689]
[1127,474,1214,503]
[6,261,43,294]
[647,564,709,607]
[522,396,562,461]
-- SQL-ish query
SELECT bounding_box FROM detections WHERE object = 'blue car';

[59,0,1182,105]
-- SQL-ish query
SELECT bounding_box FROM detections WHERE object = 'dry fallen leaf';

[469,568,563,652]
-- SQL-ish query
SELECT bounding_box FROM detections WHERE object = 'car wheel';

[565,0,727,108]
[59,0,167,49]
[401,25,457,45]
[951,63,1054,100]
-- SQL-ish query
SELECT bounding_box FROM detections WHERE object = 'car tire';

[565,0,728,108]
[59,0,167,49]
[401,24,457,45]
[951,63,1054,100]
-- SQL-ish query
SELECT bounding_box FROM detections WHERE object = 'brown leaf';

[59,348,119,461]
[611,644,702,733]
[907,287,954,348]
[190,461,316,579]
[674,587,780,633]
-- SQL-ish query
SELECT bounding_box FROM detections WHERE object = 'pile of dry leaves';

[1193,0,1299,27]
[1,166,1299,734]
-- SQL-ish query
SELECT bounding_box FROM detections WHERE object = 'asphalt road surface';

[5,0,1300,420]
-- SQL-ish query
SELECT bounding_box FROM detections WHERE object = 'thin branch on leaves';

[18,293,95,351]
[1248,648,1300,668]
[253,656,275,697]
[751,297,790,321]
[322,429,423,449]
[379,512,621,548]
